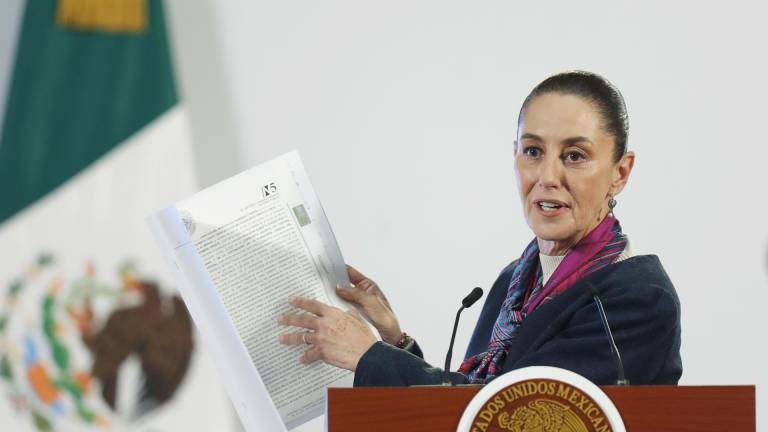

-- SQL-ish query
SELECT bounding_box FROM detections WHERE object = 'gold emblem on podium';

[498,399,588,432]
[469,379,613,432]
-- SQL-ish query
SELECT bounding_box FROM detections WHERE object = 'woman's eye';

[563,151,585,163]
[523,146,542,158]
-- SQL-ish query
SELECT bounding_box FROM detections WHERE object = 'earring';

[608,197,617,216]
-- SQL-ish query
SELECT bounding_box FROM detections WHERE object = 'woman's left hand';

[278,296,377,371]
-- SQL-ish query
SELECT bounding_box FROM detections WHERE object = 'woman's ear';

[609,151,635,197]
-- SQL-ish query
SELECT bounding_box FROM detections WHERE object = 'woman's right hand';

[336,265,403,346]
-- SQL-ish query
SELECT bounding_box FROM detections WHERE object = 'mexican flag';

[0,1,232,430]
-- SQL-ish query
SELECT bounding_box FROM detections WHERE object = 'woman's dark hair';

[518,71,629,163]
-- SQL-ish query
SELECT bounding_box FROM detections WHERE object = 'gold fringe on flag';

[56,0,148,34]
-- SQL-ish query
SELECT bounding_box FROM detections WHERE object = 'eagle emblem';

[498,399,589,432]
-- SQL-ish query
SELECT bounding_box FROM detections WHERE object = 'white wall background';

[148,0,768,430]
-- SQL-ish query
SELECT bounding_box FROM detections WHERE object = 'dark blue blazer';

[354,255,682,386]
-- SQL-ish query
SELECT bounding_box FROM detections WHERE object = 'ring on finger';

[302,331,312,345]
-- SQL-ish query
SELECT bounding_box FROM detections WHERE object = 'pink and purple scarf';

[458,216,627,383]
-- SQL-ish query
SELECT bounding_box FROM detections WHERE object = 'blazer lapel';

[501,280,591,372]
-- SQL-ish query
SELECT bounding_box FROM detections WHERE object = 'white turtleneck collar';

[539,240,634,286]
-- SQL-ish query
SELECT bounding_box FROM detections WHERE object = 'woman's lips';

[533,199,569,217]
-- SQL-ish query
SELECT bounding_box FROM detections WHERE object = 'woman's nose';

[537,155,562,189]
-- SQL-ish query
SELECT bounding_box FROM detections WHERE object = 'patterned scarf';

[458,216,627,383]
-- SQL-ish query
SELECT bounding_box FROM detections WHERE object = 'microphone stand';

[443,287,483,385]
[589,283,629,386]
[443,305,465,385]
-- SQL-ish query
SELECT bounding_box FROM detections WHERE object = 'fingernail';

[277,316,284,325]
[278,335,286,343]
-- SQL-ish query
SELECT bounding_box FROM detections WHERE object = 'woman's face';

[514,92,634,255]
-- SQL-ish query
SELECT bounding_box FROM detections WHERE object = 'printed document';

[147,151,354,431]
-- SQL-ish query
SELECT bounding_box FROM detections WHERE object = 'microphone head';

[462,287,484,308]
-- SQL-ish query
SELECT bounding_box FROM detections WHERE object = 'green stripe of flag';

[0,0,177,224]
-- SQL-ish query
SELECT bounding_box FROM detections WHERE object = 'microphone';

[588,283,629,386]
[462,287,483,308]
[444,287,484,385]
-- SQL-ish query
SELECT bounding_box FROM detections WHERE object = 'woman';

[278,71,682,386]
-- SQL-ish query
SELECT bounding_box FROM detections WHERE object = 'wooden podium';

[327,386,755,431]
